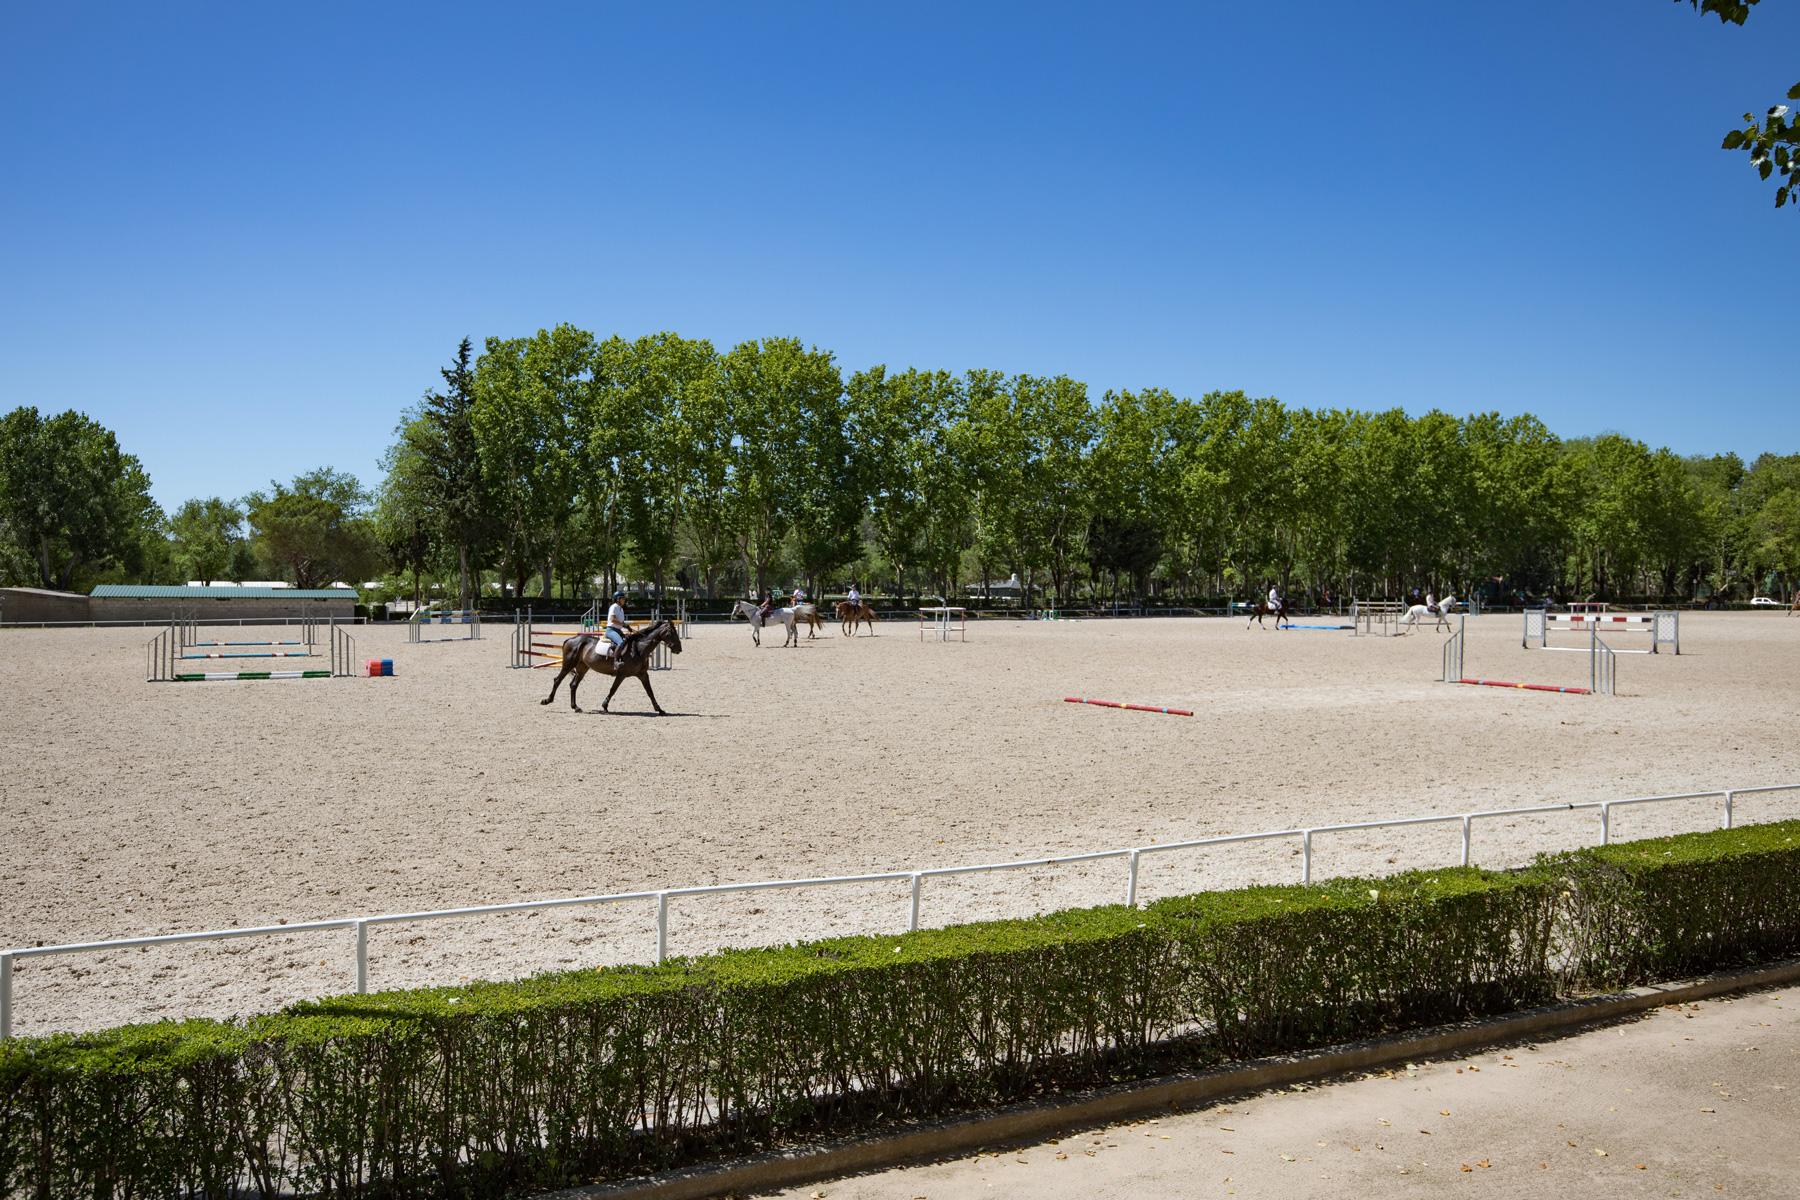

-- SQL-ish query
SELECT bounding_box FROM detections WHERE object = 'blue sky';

[1,2,1795,511]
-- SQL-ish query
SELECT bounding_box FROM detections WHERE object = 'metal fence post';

[655,893,669,964]
[1723,789,1735,829]
[354,921,368,994]
[1460,815,1473,867]
[908,874,922,931]
[1,952,12,1040]
[1126,849,1142,908]
[1301,830,1313,884]
[1599,803,1612,845]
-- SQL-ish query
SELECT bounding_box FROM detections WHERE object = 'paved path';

[766,984,1800,1199]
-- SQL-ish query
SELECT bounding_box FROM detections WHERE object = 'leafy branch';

[1680,0,1799,208]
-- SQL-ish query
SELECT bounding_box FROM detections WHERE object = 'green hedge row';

[3,820,1797,1198]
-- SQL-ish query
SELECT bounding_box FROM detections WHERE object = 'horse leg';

[635,670,667,715]
[599,669,629,713]
[567,661,592,712]
[540,654,577,705]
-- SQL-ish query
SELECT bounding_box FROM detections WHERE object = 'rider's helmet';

[613,590,625,600]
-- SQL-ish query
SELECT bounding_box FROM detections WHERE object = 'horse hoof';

[571,705,583,713]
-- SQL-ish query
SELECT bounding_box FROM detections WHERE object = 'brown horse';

[1245,598,1289,629]
[540,620,683,713]
[834,600,878,636]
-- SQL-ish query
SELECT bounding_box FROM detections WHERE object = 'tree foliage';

[167,497,245,585]
[0,406,161,590]
[243,468,381,589]
[1681,0,1800,208]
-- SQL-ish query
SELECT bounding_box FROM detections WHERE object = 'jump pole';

[1441,614,1611,696]
[1063,696,1194,717]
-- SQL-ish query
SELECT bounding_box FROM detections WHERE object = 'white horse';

[731,599,818,647]
[1399,593,1458,632]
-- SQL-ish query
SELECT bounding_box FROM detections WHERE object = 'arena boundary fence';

[408,605,481,643]
[1524,608,1679,655]
[5,778,1795,1039]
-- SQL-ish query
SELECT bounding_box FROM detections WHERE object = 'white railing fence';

[3,781,1796,1039]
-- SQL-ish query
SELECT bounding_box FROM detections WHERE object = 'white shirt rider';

[1268,586,1280,609]
[1426,592,1438,614]
[604,596,628,653]
[847,584,860,606]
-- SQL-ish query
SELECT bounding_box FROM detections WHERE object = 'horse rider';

[847,581,861,609]
[758,590,776,621]
[792,584,808,611]
[1267,583,1282,612]
[1425,590,1439,615]
[602,590,630,654]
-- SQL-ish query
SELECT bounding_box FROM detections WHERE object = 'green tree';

[1564,435,1658,598]
[375,425,438,604]
[0,406,160,590]
[471,326,596,599]
[406,338,492,605]
[244,468,381,589]
[168,497,245,585]
[1010,373,1096,605]
[609,333,719,598]
[719,338,843,594]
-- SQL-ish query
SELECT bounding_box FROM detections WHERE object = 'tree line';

[4,331,1799,607]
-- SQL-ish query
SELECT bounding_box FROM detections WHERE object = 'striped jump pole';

[1524,608,1679,654]
[1454,678,1592,695]
[1445,613,1608,696]
[174,670,334,681]
[1063,696,1194,717]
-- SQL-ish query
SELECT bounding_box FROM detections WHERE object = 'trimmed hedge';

[3,821,1797,1198]
[1548,820,1800,986]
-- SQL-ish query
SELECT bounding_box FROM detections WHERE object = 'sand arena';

[2,610,1797,1037]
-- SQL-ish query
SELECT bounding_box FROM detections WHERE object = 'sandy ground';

[765,983,1800,1200]
[1,611,1797,1036]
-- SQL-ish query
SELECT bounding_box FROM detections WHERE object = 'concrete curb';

[562,957,1800,1200]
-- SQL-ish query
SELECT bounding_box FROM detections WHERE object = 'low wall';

[0,588,90,623]
[90,597,357,623]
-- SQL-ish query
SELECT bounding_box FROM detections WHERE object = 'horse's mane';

[616,619,669,658]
